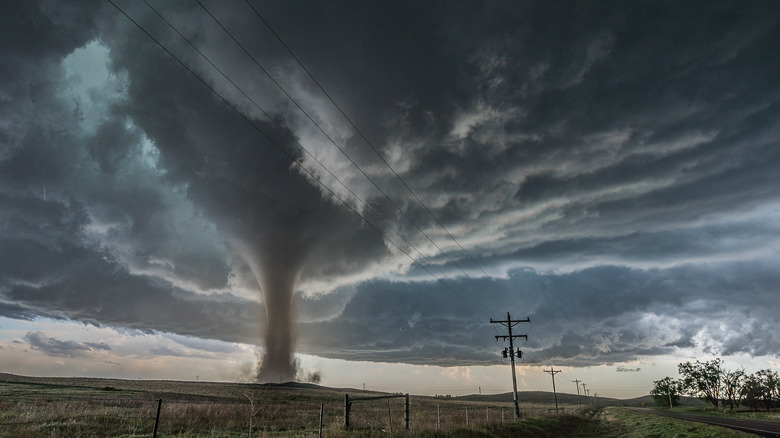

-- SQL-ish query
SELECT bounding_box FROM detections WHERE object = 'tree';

[721,369,745,410]
[755,369,780,410]
[650,376,682,407]
[742,373,764,411]
[740,370,780,411]
[678,358,722,408]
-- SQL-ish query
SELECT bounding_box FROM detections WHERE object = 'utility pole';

[572,379,582,408]
[581,383,588,405]
[544,367,562,413]
[491,312,529,419]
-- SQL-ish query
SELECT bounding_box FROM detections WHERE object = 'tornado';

[257,266,298,382]
[106,18,388,383]
[236,235,307,383]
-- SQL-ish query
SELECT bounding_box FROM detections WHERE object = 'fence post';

[319,402,324,438]
[404,394,410,430]
[388,398,392,432]
[344,394,350,430]
[437,404,440,430]
[152,399,162,438]
[466,406,469,427]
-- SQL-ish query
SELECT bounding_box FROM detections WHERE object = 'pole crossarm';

[495,334,527,341]
[490,317,530,326]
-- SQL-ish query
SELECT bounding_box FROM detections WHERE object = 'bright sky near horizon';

[1,1,779,399]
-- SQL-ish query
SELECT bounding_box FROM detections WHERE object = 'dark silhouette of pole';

[572,379,582,408]
[152,399,162,438]
[344,394,351,429]
[544,367,561,413]
[581,383,589,405]
[319,402,324,438]
[491,312,529,419]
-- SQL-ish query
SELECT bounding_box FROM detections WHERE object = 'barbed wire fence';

[0,390,572,437]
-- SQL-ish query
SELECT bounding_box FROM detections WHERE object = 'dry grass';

[0,374,574,437]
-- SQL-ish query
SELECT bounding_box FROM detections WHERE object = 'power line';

[190,0,512,314]
[107,0,495,319]
[138,0,488,313]
[240,0,525,313]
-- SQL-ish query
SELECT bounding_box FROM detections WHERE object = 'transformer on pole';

[490,312,529,419]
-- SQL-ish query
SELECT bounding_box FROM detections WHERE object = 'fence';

[0,381,575,437]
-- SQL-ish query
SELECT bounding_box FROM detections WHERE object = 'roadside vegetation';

[650,358,780,413]
[602,407,755,438]
[0,373,773,437]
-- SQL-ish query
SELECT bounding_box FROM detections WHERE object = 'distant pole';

[490,312,530,419]
[581,383,589,405]
[544,367,562,413]
[572,379,582,408]
[152,399,162,438]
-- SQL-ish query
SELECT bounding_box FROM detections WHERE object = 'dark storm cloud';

[1,0,778,371]
[25,331,103,358]
[299,261,780,366]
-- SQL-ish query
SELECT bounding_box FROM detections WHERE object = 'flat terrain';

[0,374,774,437]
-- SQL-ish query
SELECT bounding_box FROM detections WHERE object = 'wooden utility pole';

[572,379,582,408]
[490,312,529,419]
[581,383,588,405]
[544,367,561,413]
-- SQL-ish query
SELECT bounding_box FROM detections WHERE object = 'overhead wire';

[106,1,611,399]
[194,0,511,316]
[240,0,527,315]
[107,0,495,319]
[139,0,481,309]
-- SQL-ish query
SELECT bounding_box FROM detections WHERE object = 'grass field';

[0,374,766,437]
[674,405,780,423]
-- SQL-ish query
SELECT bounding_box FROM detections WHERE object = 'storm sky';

[1,0,779,395]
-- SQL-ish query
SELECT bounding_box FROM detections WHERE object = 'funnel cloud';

[0,0,779,387]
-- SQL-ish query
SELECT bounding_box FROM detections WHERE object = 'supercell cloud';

[1,0,779,376]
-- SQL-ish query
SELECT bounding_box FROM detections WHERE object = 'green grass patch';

[674,406,780,422]
[604,407,756,438]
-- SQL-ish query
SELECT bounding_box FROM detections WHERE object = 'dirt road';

[626,408,780,437]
